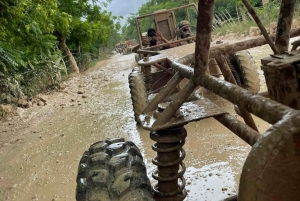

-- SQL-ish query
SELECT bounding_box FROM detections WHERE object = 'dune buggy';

[128,3,259,124]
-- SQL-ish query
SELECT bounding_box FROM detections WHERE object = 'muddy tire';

[76,138,154,201]
[229,50,260,94]
[128,69,148,124]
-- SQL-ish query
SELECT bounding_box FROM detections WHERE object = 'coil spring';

[150,127,187,200]
[143,65,153,91]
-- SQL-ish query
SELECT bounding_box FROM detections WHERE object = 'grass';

[213,20,258,36]
[212,3,300,36]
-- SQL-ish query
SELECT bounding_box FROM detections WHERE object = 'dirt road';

[0,42,281,201]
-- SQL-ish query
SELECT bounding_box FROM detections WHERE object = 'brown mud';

[0,36,299,201]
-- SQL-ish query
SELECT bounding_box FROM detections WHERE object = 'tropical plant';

[0,0,121,103]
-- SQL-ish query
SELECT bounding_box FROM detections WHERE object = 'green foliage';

[212,0,300,36]
[58,0,119,58]
[254,1,281,24]
[0,0,120,101]
[0,43,24,76]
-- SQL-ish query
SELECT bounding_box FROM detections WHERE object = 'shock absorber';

[150,126,187,201]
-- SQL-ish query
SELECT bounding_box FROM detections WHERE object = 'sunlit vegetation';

[0,0,121,102]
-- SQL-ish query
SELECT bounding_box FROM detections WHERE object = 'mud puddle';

[0,38,295,201]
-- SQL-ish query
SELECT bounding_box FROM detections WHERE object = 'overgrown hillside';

[0,0,121,105]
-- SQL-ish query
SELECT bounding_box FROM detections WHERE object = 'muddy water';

[0,39,294,201]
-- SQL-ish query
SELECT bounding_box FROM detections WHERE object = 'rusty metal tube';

[141,36,196,51]
[153,63,174,75]
[275,0,296,53]
[139,28,300,68]
[194,0,214,76]
[136,18,143,50]
[172,62,295,125]
[214,113,261,146]
[209,28,300,58]
[215,55,259,132]
[215,55,237,84]
[143,72,184,113]
[257,91,268,98]
[136,3,197,19]
[137,49,160,55]
[153,80,197,126]
[241,0,280,54]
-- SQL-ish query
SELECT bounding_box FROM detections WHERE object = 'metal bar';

[215,55,237,84]
[209,28,300,58]
[215,114,260,146]
[241,0,280,54]
[136,18,143,50]
[275,0,296,53]
[139,28,300,66]
[141,36,196,51]
[215,55,259,132]
[136,3,197,20]
[194,0,214,76]
[141,29,300,67]
[258,91,268,98]
[172,62,296,125]
[153,80,197,126]
[136,49,160,55]
[186,7,190,22]
[143,72,184,113]
[238,107,259,132]
[153,63,174,75]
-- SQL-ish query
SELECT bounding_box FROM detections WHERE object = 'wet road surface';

[0,40,288,201]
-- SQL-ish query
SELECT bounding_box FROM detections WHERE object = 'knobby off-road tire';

[128,68,148,124]
[76,138,154,201]
[228,50,260,94]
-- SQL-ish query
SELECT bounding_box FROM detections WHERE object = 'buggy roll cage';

[138,0,300,200]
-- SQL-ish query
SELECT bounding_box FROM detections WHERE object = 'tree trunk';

[53,31,80,73]
[76,39,81,56]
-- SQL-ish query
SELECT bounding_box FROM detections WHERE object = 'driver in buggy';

[142,28,174,49]
[178,20,195,44]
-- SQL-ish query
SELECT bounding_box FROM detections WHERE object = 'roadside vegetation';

[214,0,300,36]
[0,0,121,104]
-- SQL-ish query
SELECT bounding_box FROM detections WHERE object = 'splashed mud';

[0,37,297,201]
